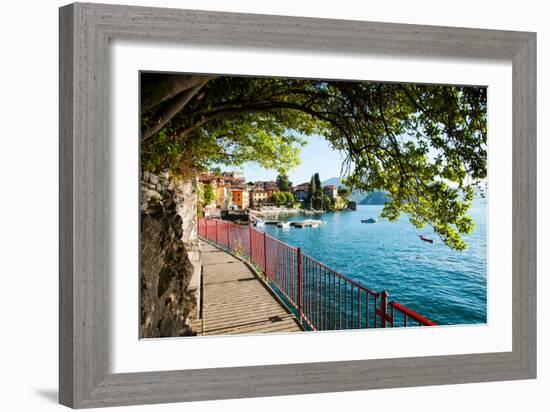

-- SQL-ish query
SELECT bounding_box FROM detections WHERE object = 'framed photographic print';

[59,2,536,408]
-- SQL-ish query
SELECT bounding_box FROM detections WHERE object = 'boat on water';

[419,235,434,243]
[255,219,265,227]
[361,218,377,223]
[291,219,325,228]
[277,221,291,228]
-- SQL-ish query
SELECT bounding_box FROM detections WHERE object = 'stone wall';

[140,171,201,338]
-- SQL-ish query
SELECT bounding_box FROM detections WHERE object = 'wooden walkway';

[194,241,303,336]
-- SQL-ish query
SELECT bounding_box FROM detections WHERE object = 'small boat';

[255,219,265,227]
[277,221,291,228]
[291,219,325,228]
[361,218,377,223]
[419,235,433,243]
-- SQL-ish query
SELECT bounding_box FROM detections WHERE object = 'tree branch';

[141,80,209,142]
[141,74,215,112]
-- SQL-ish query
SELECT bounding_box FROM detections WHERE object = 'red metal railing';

[198,218,436,330]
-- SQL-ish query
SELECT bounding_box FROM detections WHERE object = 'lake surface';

[256,202,487,325]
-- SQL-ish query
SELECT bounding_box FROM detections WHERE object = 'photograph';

[139,74,487,338]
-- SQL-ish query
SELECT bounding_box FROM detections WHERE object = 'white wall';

[0,1,546,411]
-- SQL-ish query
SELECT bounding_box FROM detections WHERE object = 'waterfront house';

[222,171,246,186]
[255,180,279,191]
[293,182,310,191]
[251,189,269,207]
[231,188,250,210]
[215,185,230,209]
[293,189,308,202]
[293,182,311,202]
[323,184,338,199]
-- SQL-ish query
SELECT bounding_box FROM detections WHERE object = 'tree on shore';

[203,183,215,205]
[271,191,295,206]
[314,173,322,192]
[306,173,329,211]
[337,186,351,200]
[284,192,295,206]
[276,174,292,192]
[197,183,215,217]
[307,175,317,209]
[141,74,486,249]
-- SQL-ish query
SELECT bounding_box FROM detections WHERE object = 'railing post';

[215,220,218,244]
[205,219,208,240]
[263,232,268,279]
[248,225,252,262]
[380,290,388,328]
[226,221,230,247]
[297,247,303,322]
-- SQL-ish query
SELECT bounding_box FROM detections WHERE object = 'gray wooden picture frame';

[59,2,537,408]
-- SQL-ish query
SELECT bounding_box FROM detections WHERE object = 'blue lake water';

[257,202,487,325]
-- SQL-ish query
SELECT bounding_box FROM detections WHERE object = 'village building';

[215,185,230,209]
[323,184,338,199]
[293,189,308,202]
[266,188,280,199]
[222,171,246,186]
[292,182,311,202]
[254,180,278,191]
[231,188,249,210]
[251,189,269,206]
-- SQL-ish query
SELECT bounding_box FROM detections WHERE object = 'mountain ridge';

[321,177,388,205]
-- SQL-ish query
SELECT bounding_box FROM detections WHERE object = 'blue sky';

[236,135,347,185]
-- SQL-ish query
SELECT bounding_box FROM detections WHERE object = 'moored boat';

[290,219,325,228]
[361,218,377,223]
[419,234,433,243]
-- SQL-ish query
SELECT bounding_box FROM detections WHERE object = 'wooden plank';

[199,241,302,336]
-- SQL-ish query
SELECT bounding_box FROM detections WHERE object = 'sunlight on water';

[257,202,487,325]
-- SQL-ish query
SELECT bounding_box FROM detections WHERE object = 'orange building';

[231,188,250,210]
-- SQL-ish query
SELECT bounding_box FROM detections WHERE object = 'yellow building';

[231,189,250,210]
[251,189,269,206]
[215,186,228,208]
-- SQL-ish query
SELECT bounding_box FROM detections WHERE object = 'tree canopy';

[276,174,292,192]
[203,183,215,205]
[306,173,330,211]
[272,191,294,206]
[140,74,486,250]
[337,186,351,200]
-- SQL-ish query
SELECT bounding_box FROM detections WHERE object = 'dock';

[194,241,303,336]
[259,219,325,228]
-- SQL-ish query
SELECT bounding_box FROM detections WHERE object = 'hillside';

[321,177,389,205]
[320,176,341,187]
[359,191,390,205]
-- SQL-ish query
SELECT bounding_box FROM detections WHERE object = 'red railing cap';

[389,301,437,326]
